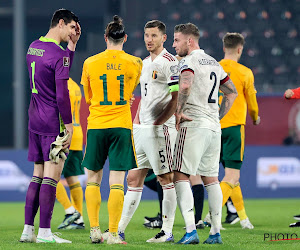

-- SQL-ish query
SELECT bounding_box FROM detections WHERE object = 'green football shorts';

[82,128,137,171]
[220,125,245,170]
[62,150,84,178]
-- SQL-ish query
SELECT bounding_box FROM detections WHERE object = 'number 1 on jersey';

[100,74,112,105]
[31,61,38,94]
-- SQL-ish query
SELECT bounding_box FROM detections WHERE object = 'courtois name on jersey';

[180,49,228,132]
[139,49,179,127]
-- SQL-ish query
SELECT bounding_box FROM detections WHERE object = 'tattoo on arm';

[177,71,194,114]
[219,79,238,120]
[219,78,237,95]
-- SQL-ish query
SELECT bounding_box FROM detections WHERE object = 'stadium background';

[0,0,300,201]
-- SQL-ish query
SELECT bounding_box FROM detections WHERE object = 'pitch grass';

[1,199,300,249]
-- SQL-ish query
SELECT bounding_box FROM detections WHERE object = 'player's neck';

[187,44,200,55]
[150,46,164,61]
[44,29,62,44]
[224,54,239,62]
[107,43,123,51]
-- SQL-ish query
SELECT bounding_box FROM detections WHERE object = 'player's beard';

[178,48,188,57]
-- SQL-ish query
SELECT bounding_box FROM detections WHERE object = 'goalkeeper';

[20,8,80,244]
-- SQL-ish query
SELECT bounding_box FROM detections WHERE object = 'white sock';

[205,182,222,235]
[161,182,177,235]
[75,216,84,224]
[65,206,76,214]
[38,228,52,238]
[118,186,143,233]
[227,200,237,213]
[23,224,34,234]
[175,180,196,233]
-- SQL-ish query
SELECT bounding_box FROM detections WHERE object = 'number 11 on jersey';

[99,74,127,106]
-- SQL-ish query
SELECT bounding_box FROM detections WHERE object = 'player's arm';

[133,100,141,124]
[285,87,300,99]
[83,85,92,105]
[81,60,92,105]
[219,77,238,120]
[56,79,73,148]
[245,72,260,125]
[245,92,260,125]
[153,91,178,125]
[175,69,194,130]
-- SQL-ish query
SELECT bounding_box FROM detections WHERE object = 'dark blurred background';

[1,0,300,148]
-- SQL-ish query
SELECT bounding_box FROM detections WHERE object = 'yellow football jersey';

[81,50,142,130]
[68,78,83,150]
[219,59,259,129]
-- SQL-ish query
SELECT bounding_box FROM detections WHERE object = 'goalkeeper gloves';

[49,129,70,164]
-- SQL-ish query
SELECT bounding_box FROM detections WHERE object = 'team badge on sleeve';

[170,65,179,74]
[63,57,70,67]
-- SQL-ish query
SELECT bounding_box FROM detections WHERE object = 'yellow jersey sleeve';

[68,78,83,150]
[81,50,142,130]
[244,70,259,122]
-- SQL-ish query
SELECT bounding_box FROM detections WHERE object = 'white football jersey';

[139,48,179,127]
[179,49,229,132]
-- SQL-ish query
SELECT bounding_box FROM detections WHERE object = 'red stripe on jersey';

[164,52,175,61]
[163,55,173,61]
[220,75,229,85]
[181,68,194,74]
[163,54,175,61]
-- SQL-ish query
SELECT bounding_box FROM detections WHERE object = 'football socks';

[70,181,83,215]
[175,180,196,233]
[108,184,124,233]
[85,182,101,228]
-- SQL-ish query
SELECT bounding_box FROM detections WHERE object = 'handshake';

[49,130,70,164]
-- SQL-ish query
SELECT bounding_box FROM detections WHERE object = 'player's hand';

[253,116,260,125]
[68,22,81,49]
[284,89,294,99]
[175,112,193,131]
[130,94,135,107]
[133,116,140,124]
[62,124,73,150]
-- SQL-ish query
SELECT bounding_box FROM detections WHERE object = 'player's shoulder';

[143,55,151,62]
[160,50,177,64]
[235,61,251,72]
[123,52,143,65]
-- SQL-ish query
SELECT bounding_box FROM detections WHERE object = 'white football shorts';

[133,124,177,176]
[173,126,221,177]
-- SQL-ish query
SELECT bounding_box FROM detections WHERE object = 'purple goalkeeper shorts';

[28,131,57,162]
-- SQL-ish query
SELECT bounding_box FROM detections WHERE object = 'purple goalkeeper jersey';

[27,36,73,136]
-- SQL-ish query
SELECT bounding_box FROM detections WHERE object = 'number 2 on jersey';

[31,61,38,94]
[99,74,127,105]
[208,72,217,103]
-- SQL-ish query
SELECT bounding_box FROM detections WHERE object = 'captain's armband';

[168,82,179,92]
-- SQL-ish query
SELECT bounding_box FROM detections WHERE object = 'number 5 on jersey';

[99,74,127,105]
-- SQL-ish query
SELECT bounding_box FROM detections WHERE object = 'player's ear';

[163,34,167,42]
[187,36,192,46]
[58,19,65,28]
[123,34,128,44]
[104,34,108,42]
